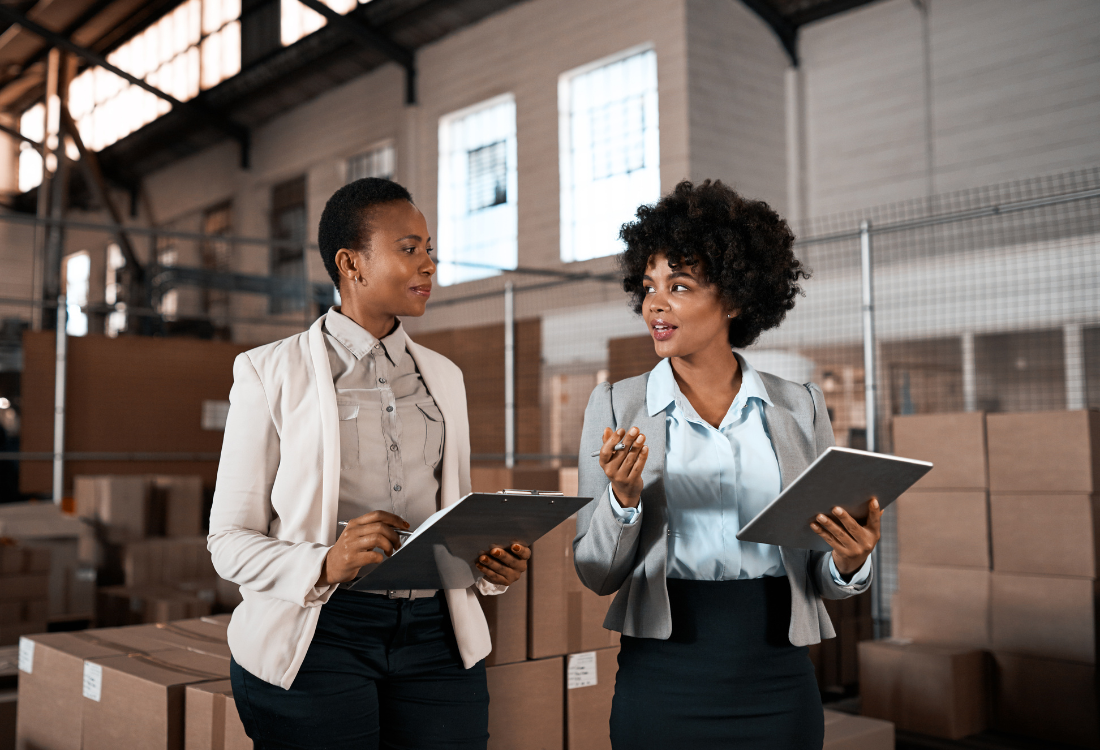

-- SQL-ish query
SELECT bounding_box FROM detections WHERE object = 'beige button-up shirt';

[324,309,444,531]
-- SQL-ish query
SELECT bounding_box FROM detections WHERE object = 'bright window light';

[559,45,660,263]
[105,243,128,337]
[18,103,44,193]
[281,0,359,47]
[347,141,395,182]
[65,253,90,337]
[437,93,518,286]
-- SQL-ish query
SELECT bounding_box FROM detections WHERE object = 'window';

[105,243,128,337]
[437,94,517,286]
[270,176,307,314]
[347,141,395,182]
[18,104,44,194]
[64,253,90,337]
[281,0,360,46]
[62,0,241,161]
[559,46,659,263]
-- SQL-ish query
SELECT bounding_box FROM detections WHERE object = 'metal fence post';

[53,294,67,504]
[860,220,886,634]
[504,281,515,469]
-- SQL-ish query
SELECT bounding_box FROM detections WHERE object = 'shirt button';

[390,444,398,452]
[393,485,402,492]
[378,377,387,384]
[386,406,394,412]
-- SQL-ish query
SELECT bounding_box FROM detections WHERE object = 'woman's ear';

[335,248,362,286]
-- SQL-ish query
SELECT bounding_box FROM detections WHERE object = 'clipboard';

[347,491,592,591]
[736,446,932,552]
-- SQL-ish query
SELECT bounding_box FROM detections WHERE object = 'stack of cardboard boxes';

[0,544,50,646]
[15,615,241,750]
[863,410,1100,748]
[0,504,95,624]
[986,410,1100,748]
[73,475,236,625]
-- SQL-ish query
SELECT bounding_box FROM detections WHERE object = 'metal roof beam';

[0,4,252,168]
[739,0,799,66]
[295,0,417,104]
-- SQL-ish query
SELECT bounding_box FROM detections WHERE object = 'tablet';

[736,446,932,552]
[347,491,591,590]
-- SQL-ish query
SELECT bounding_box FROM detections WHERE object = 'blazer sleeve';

[207,353,336,609]
[573,382,644,596]
[804,381,874,599]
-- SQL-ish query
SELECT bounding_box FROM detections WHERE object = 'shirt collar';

[325,307,408,366]
[646,352,774,419]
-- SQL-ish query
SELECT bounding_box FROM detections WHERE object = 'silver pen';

[337,521,412,544]
[589,441,627,458]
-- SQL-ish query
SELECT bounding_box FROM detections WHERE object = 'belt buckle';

[387,589,410,599]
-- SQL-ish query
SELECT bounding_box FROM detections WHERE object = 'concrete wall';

[685,0,789,214]
[797,0,1100,218]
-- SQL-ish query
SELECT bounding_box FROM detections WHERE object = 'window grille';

[347,142,395,182]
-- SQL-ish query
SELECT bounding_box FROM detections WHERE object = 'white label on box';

[201,400,231,431]
[82,662,103,702]
[17,638,33,674]
[566,651,598,689]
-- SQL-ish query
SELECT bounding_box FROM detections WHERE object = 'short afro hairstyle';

[619,179,808,349]
[318,177,414,288]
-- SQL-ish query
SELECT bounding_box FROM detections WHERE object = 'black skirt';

[610,577,824,749]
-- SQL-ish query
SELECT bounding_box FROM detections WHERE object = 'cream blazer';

[208,313,499,689]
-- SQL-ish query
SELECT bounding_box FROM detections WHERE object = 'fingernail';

[636,434,646,443]
[817,515,828,523]
[834,507,845,516]
[810,523,819,530]
[492,549,502,556]
[480,556,489,563]
[871,499,880,509]
[512,544,521,552]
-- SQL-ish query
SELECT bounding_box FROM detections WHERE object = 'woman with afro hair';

[573,179,881,748]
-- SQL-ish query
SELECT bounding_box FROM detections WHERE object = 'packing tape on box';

[212,692,227,750]
[155,621,225,644]
[73,631,153,657]
[126,652,227,680]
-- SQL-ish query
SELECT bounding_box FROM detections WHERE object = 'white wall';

[686,0,789,214]
[798,0,1100,219]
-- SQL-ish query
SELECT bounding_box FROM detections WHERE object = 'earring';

[727,314,732,318]
[356,276,363,284]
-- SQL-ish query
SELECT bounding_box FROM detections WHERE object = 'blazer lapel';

[406,340,461,509]
[307,315,341,544]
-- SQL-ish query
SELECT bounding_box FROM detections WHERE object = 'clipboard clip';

[498,489,565,497]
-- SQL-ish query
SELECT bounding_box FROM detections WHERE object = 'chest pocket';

[417,402,445,468]
[337,404,359,469]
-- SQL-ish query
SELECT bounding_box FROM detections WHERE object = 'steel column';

[504,281,515,470]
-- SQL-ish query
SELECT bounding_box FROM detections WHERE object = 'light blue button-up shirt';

[610,355,870,585]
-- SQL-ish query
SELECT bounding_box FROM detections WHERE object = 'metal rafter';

[0,4,252,167]
[295,0,417,104]
[739,0,799,65]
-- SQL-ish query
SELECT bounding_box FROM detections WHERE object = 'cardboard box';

[120,623,231,660]
[896,491,990,569]
[991,572,1097,664]
[486,657,563,750]
[987,410,1100,493]
[0,601,47,627]
[528,517,619,659]
[478,574,528,666]
[81,648,230,750]
[184,680,251,750]
[16,630,183,750]
[124,537,217,587]
[0,544,50,575]
[0,576,48,603]
[0,688,14,750]
[558,467,579,497]
[892,564,990,649]
[992,652,1099,749]
[565,647,618,750]
[859,639,987,739]
[152,476,205,538]
[215,578,242,610]
[75,475,150,542]
[823,710,894,750]
[470,467,560,494]
[97,586,214,628]
[990,493,1098,577]
[892,413,987,490]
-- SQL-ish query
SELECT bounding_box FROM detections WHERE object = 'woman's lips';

[651,321,677,341]
[410,286,431,298]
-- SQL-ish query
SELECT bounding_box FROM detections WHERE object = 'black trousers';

[610,577,824,750]
[231,589,489,750]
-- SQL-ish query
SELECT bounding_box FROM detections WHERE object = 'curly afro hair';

[318,177,414,289]
[619,179,808,349]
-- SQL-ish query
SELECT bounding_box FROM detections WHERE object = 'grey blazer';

[573,369,872,646]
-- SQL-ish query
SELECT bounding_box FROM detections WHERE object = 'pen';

[336,521,412,544]
[589,441,627,458]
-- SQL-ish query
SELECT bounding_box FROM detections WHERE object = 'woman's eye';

[672,284,688,292]
[643,286,655,294]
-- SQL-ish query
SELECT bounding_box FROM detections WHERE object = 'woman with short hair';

[574,179,881,749]
[209,178,529,750]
